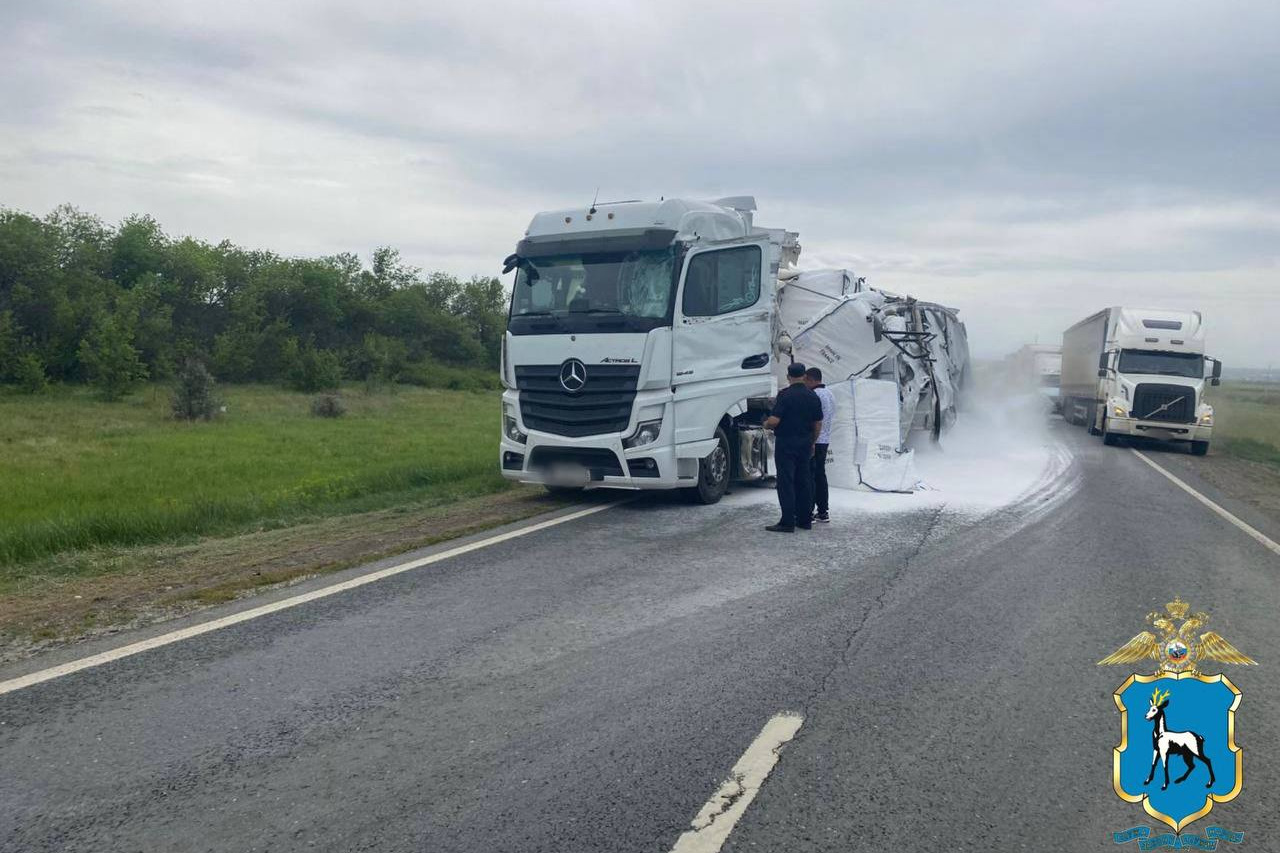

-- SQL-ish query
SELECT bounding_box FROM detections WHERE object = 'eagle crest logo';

[1099,597,1255,839]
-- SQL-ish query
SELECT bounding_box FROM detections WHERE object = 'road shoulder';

[1131,446,1280,547]
[0,485,590,664]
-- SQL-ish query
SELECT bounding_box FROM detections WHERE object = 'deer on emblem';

[1143,688,1215,791]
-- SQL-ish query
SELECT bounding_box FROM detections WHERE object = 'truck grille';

[515,364,640,437]
[1132,383,1195,423]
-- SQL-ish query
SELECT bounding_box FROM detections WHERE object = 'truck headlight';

[623,419,663,449]
[1112,404,1127,417]
[503,405,527,444]
[1199,406,1214,425]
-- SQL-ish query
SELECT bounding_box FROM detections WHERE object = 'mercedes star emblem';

[559,358,587,393]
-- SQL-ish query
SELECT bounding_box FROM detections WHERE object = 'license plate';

[548,464,591,485]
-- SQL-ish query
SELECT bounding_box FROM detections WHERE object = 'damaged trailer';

[772,268,970,491]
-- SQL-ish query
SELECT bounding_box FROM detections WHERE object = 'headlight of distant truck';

[1110,400,1128,417]
[503,404,527,444]
[623,419,663,449]
[1199,405,1214,425]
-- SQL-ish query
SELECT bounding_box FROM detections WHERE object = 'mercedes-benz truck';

[1060,307,1221,454]
[497,196,969,503]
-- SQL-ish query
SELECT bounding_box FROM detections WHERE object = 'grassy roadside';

[0,485,581,662]
[0,383,504,565]
[1209,382,1280,467]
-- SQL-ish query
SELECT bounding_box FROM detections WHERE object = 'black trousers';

[811,443,829,515]
[774,442,814,528]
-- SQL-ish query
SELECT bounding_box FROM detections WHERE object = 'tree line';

[0,204,508,398]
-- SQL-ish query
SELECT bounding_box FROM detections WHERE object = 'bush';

[14,352,49,394]
[171,358,221,420]
[401,360,502,392]
[354,333,409,393]
[289,343,342,393]
[310,393,346,418]
[78,315,148,401]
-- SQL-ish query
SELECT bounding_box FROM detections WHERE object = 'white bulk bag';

[850,378,918,493]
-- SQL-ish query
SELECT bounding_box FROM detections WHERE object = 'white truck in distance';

[498,196,969,502]
[1003,344,1062,412]
[1060,307,1221,454]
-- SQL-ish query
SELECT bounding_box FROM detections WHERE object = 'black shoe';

[796,524,813,530]
[765,523,795,533]
[815,512,830,523]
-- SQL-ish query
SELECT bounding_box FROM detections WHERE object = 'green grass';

[1208,382,1280,466]
[0,383,507,565]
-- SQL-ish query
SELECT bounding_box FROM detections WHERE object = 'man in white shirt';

[804,367,835,522]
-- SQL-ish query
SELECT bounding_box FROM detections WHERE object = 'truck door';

[670,241,773,444]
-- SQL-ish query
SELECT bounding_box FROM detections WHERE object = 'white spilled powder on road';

[728,390,1070,516]
[904,390,1068,510]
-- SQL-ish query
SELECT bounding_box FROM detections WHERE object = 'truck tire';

[1191,441,1209,456]
[686,427,731,505]
[1102,414,1120,446]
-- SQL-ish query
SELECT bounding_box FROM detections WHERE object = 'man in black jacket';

[763,363,824,532]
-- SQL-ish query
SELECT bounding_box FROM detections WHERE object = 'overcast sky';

[2,0,1277,364]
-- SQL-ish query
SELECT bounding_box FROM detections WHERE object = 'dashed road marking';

[1132,449,1280,557]
[669,712,804,853]
[0,502,616,697]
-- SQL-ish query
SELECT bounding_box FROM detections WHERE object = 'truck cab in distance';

[1060,307,1221,455]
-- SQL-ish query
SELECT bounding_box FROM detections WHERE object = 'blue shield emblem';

[1113,672,1242,832]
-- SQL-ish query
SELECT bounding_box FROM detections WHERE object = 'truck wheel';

[1102,415,1120,446]
[686,427,731,505]
[1191,441,1209,456]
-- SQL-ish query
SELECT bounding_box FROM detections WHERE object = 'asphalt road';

[2,419,1278,852]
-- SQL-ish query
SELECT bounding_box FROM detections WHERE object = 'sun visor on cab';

[515,228,678,258]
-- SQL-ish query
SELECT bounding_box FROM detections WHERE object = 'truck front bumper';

[500,432,696,490]
[1105,417,1212,443]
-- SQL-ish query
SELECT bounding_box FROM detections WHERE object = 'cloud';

[1,0,1276,363]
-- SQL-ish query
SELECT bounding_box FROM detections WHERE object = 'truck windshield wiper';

[514,311,557,318]
[571,308,625,315]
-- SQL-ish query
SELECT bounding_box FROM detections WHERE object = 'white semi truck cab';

[1060,307,1221,455]
[498,196,794,503]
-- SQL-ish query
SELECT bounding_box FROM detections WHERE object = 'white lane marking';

[670,713,804,853]
[1132,449,1280,557]
[0,503,616,697]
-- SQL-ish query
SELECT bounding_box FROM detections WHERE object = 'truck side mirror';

[502,254,539,282]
